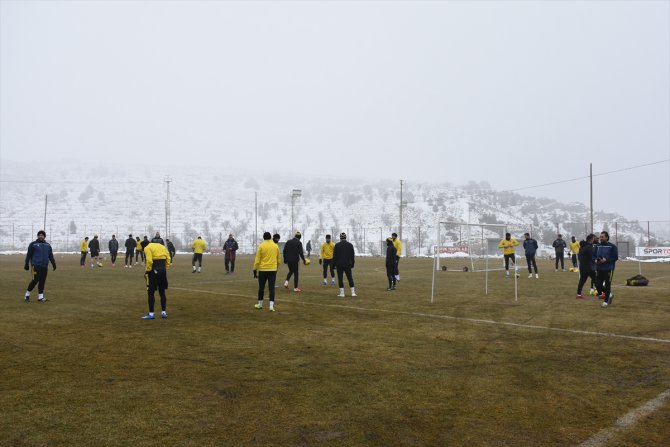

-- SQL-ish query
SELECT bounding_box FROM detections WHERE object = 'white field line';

[577,388,670,447]
[171,287,670,344]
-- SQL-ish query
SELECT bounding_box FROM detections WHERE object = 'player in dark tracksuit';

[552,235,567,271]
[593,231,618,307]
[108,235,119,266]
[223,234,239,274]
[24,230,57,302]
[385,238,397,291]
[523,233,539,277]
[575,234,596,299]
[124,234,135,267]
[283,232,306,291]
[333,232,356,297]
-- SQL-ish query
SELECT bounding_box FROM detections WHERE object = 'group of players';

[497,231,619,307]
[22,229,404,317]
[23,227,619,319]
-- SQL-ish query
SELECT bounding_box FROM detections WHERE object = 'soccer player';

[523,233,539,278]
[385,237,397,291]
[253,232,281,311]
[569,236,580,271]
[333,232,356,297]
[24,230,56,303]
[552,234,567,271]
[135,237,144,264]
[108,235,119,267]
[576,234,597,299]
[319,234,336,286]
[124,234,135,268]
[498,233,519,278]
[141,239,171,319]
[191,236,207,273]
[223,234,239,274]
[89,235,101,268]
[151,231,164,245]
[306,240,312,258]
[166,239,176,261]
[79,236,89,267]
[391,233,402,281]
[283,231,306,292]
[593,231,618,308]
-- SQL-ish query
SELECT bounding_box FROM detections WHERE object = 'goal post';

[431,221,522,303]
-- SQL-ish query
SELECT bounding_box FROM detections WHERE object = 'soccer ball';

[515,273,520,278]
[97,262,103,268]
[305,259,311,265]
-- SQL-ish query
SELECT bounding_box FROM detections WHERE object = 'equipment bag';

[626,274,649,286]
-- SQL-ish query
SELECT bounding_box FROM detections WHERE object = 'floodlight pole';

[43,194,47,232]
[165,176,172,239]
[399,180,403,242]
[291,189,302,235]
[589,163,593,234]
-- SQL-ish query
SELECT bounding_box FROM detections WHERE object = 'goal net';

[431,221,525,303]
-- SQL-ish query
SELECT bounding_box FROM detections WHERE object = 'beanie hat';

[263,232,272,240]
[340,232,347,239]
[295,231,301,238]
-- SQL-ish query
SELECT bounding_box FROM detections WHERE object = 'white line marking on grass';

[171,287,670,344]
[577,388,670,447]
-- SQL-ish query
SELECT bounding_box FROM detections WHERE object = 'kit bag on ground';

[626,274,649,286]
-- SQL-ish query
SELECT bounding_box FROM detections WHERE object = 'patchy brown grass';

[1,254,668,446]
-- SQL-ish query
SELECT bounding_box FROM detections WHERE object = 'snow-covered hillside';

[1,160,665,255]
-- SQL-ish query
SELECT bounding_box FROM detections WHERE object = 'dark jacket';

[25,239,56,269]
[593,242,618,271]
[385,244,397,268]
[333,240,355,269]
[89,238,100,253]
[223,239,239,258]
[552,238,566,253]
[141,237,150,249]
[108,238,119,253]
[167,241,176,254]
[283,237,305,263]
[124,237,135,252]
[578,241,595,272]
[523,238,538,256]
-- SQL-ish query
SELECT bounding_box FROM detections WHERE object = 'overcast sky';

[1,0,669,221]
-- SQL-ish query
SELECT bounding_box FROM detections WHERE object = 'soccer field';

[1,254,668,446]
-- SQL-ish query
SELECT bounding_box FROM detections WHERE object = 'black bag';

[626,274,649,286]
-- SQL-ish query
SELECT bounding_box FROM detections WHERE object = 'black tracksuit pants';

[577,269,596,295]
[285,261,299,287]
[258,271,277,302]
[27,266,49,294]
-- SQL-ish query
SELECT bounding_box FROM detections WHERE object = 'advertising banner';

[635,247,670,257]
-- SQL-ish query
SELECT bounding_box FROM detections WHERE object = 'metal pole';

[399,179,403,242]
[255,192,258,253]
[43,195,47,231]
[590,163,594,234]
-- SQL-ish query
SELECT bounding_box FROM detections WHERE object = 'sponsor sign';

[635,247,670,257]
[435,246,469,254]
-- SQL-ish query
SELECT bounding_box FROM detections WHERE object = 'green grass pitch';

[1,254,668,446]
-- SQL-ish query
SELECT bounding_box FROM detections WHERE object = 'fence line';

[2,220,668,258]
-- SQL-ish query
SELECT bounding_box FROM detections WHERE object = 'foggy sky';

[1,0,668,221]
